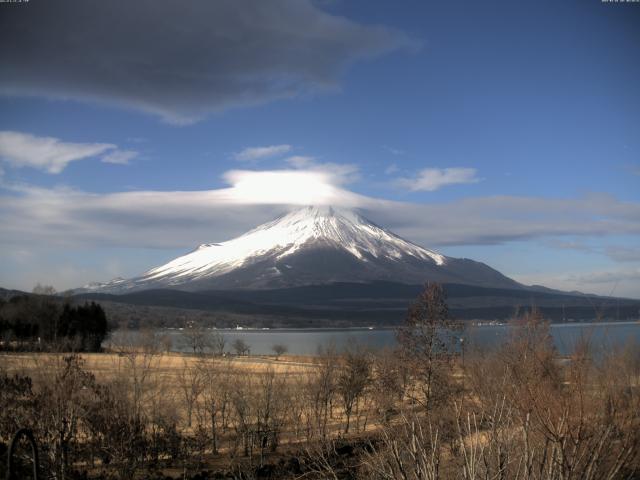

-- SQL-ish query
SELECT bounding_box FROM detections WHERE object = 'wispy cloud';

[512,268,640,298]
[384,163,399,175]
[568,268,640,286]
[0,131,113,174]
[284,156,360,184]
[1,171,638,252]
[383,146,404,156]
[605,246,640,263]
[101,149,138,165]
[0,170,370,250]
[285,155,315,168]
[0,131,136,173]
[396,167,481,191]
[234,144,292,162]
[542,241,640,264]
[545,240,595,253]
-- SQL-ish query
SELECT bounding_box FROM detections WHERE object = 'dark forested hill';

[74,281,640,327]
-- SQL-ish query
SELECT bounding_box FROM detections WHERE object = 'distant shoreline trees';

[0,288,110,352]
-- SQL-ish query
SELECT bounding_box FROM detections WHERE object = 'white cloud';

[0,131,136,173]
[0,168,374,250]
[396,167,481,191]
[101,149,138,165]
[234,144,292,162]
[221,169,364,206]
[0,131,115,174]
[0,170,639,253]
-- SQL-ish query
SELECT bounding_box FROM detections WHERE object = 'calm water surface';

[156,321,640,356]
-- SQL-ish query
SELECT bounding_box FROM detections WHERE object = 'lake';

[155,321,640,356]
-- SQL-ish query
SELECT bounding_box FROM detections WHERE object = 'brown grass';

[0,351,318,376]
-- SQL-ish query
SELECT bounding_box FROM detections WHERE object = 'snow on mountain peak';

[141,205,446,284]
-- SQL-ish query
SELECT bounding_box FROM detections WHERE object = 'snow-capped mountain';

[83,206,522,292]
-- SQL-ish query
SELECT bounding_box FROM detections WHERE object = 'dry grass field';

[1,351,320,378]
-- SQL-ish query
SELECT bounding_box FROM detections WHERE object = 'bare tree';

[397,282,459,410]
[362,412,442,480]
[371,347,407,420]
[287,371,308,441]
[84,375,149,480]
[32,283,57,296]
[210,331,226,356]
[110,327,162,419]
[254,368,288,462]
[232,338,250,356]
[230,374,253,457]
[36,355,98,479]
[146,372,180,466]
[177,360,203,428]
[158,332,173,353]
[337,345,371,433]
[271,343,288,360]
[307,344,338,439]
[182,322,206,355]
[196,356,232,454]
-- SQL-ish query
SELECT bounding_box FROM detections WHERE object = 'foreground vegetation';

[1,284,639,479]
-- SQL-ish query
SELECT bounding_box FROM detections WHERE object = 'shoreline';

[158,319,640,332]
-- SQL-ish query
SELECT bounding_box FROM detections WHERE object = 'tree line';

[0,286,109,352]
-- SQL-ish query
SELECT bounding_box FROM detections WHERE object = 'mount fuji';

[83,206,522,293]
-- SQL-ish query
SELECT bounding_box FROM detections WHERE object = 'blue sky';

[0,0,639,297]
